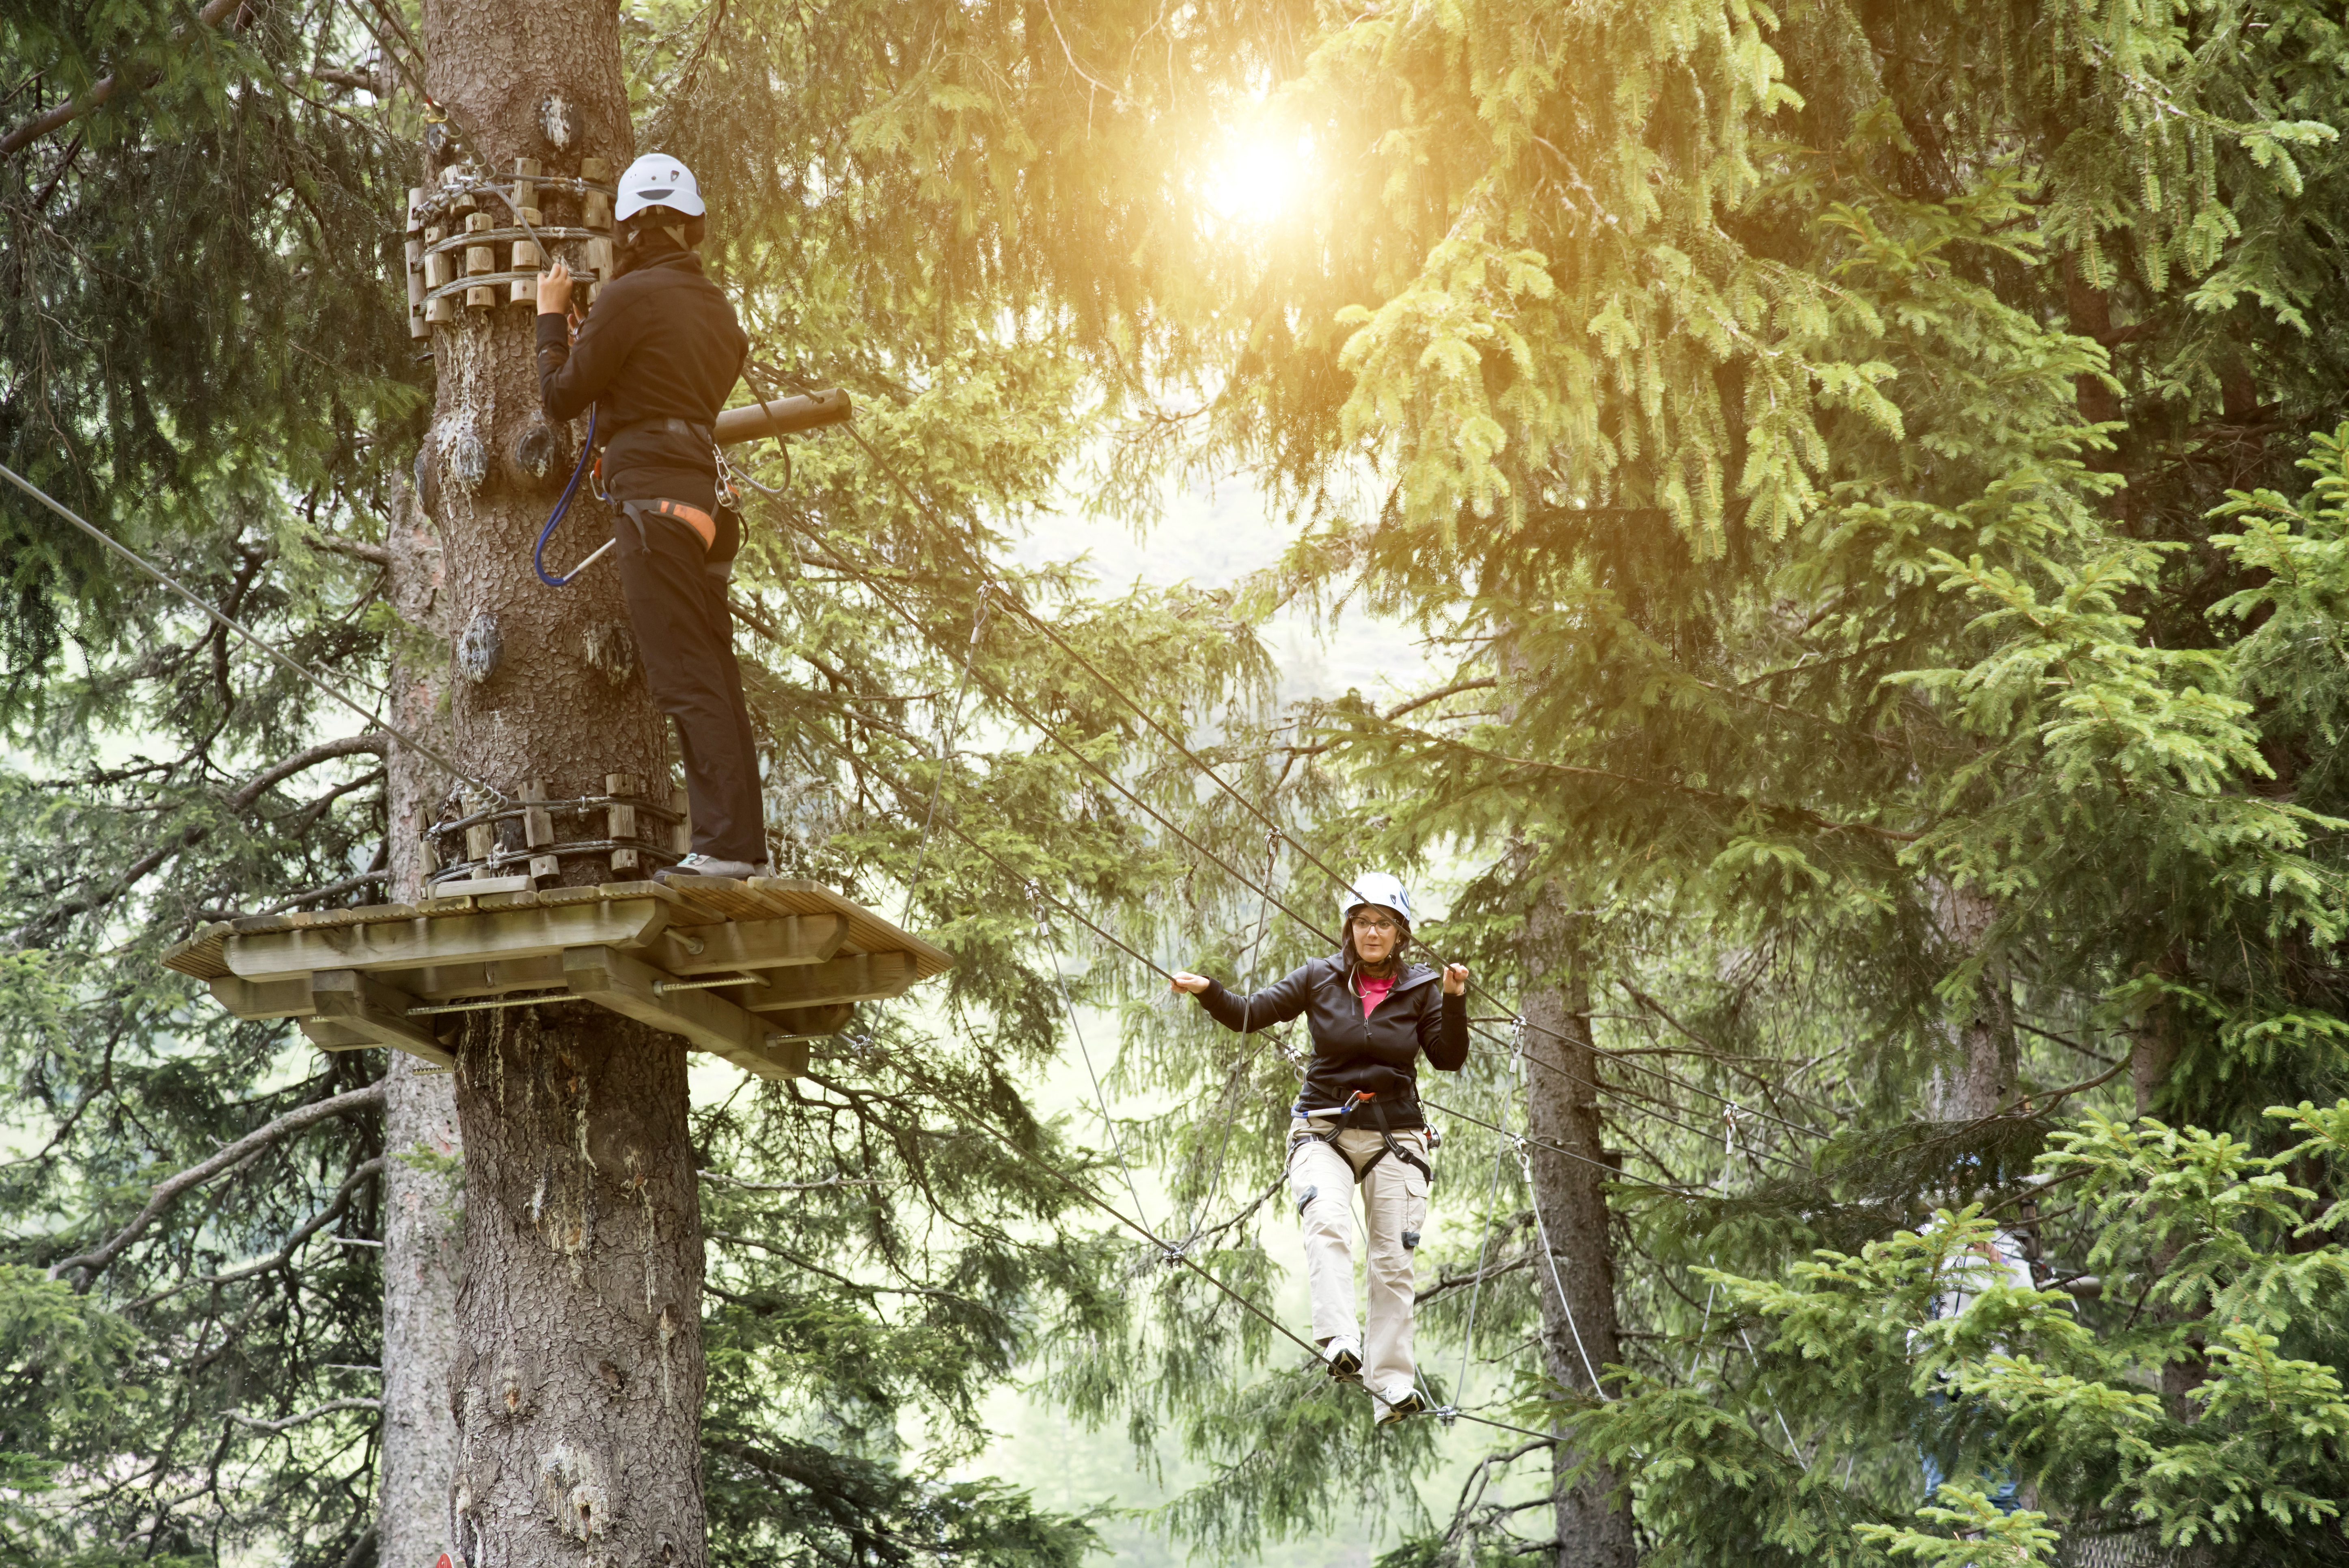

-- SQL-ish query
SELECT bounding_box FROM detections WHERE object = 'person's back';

[540,232,746,511]
[533,155,766,881]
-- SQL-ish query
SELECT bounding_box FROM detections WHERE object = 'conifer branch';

[127,1156,387,1310]
[47,1082,386,1290]
[303,533,391,566]
[0,0,253,158]
[10,733,388,946]
[1399,726,1923,843]
[224,1398,382,1435]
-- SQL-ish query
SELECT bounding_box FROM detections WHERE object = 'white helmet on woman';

[615,153,706,222]
[1339,872,1414,928]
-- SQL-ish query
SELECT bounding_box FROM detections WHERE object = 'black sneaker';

[1376,1387,1429,1426]
[655,854,773,884]
[1322,1338,1362,1381]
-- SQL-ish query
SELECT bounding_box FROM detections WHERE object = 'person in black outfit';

[535,153,766,880]
[1170,872,1469,1424]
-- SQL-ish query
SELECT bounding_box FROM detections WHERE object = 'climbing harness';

[1290,1089,1435,1190]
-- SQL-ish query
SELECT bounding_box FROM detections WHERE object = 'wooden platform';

[162,876,950,1079]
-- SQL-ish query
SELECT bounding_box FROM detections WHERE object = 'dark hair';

[610,207,707,279]
[1340,910,1412,977]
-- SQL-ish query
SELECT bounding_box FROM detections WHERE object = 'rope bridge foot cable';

[952,1088,1555,1442]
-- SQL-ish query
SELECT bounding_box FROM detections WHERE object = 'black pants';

[610,500,764,864]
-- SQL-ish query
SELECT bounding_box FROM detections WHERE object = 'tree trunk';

[382,1055,466,1567]
[381,476,466,1567]
[1520,891,1636,1568]
[447,1006,708,1563]
[1928,883,2014,1122]
[408,3,714,1559]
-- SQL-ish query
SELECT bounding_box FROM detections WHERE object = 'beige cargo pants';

[1287,1115,1431,1419]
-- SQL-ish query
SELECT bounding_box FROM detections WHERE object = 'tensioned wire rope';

[743,390,1820,1416]
[774,686,1589,1431]
[747,457,1804,1206]
[764,459,1828,1160]
[764,706,1695,1199]
[779,705,1698,1429]
[0,461,506,801]
[753,371,1832,1147]
[764,494,1818,1170]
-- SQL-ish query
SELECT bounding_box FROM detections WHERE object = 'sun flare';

[1206,129,1311,224]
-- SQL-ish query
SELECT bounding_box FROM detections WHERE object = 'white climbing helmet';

[615,153,705,222]
[1339,872,1413,928]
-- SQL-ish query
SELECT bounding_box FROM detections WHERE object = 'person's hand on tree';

[1441,963,1470,996]
[1169,972,1211,995]
[537,257,573,319]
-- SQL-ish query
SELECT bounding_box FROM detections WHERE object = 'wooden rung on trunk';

[509,208,544,305]
[465,211,496,308]
[608,774,642,874]
[521,781,559,882]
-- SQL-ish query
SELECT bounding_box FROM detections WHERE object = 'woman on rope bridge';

[1170,873,1469,1425]
[535,154,767,882]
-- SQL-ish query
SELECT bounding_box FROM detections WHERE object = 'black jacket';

[1195,956,1467,1127]
[536,237,748,511]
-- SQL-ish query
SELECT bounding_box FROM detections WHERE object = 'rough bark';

[448,1005,708,1563]
[1928,883,2014,1122]
[382,1055,466,1568]
[380,466,468,1568]
[409,2,711,1559]
[1519,891,1635,1568]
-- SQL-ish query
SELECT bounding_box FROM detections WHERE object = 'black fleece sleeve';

[1194,962,1314,1034]
[1419,988,1469,1072]
[536,301,636,423]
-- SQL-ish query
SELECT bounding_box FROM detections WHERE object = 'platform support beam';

[562,945,805,1079]
[306,969,457,1068]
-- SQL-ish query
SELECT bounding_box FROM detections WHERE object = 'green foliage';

[1563,1101,2349,1566]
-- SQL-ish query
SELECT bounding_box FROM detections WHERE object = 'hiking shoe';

[655,854,773,883]
[1322,1337,1362,1381]
[1376,1386,1429,1426]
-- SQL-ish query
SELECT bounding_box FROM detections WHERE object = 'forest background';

[3,0,2349,1566]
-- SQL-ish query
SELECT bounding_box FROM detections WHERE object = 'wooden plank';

[651,914,847,975]
[562,945,798,1081]
[224,897,672,981]
[653,875,782,922]
[163,924,232,980]
[300,1017,379,1052]
[744,878,954,980]
[309,970,457,1068]
[381,952,568,1001]
[209,974,317,1020]
[738,951,917,1012]
[437,875,531,898]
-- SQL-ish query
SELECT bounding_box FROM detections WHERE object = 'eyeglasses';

[1350,915,1400,935]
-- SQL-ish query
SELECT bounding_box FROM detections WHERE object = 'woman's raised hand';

[1442,963,1470,996]
[1169,972,1212,995]
[537,257,574,317]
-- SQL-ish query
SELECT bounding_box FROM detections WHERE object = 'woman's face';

[1350,908,1402,966]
